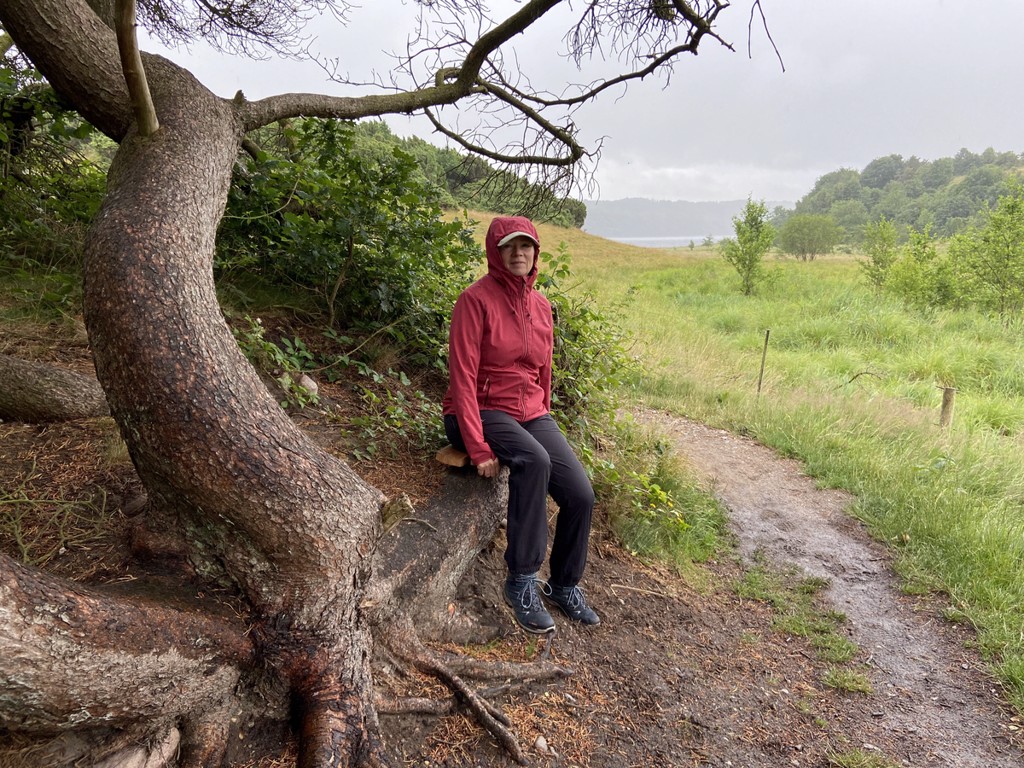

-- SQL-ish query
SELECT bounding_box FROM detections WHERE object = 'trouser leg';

[521,414,595,587]
[445,411,551,576]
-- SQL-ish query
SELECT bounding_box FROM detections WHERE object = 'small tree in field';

[952,183,1024,319]
[777,213,842,261]
[860,217,900,289]
[885,227,959,309]
[721,197,775,295]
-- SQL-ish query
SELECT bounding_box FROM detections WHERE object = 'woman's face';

[499,236,537,277]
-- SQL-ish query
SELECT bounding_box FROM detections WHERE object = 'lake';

[603,235,727,248]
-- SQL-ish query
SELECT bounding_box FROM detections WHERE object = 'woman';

[442,215,599,634]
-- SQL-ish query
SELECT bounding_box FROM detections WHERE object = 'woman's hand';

[476,457,500,478]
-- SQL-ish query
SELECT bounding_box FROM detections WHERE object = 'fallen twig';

[609,583,671,598]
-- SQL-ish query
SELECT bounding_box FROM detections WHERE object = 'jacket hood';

[485,216,540,289]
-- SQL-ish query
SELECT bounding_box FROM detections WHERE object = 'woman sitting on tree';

[442,215,600,634]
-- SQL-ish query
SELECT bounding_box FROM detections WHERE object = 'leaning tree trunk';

[0,353,109,422]
[0,4,561,765]
[76,57,388,767]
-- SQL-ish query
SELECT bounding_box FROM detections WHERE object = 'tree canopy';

[776,212,842,261]
[790,148,1024,242]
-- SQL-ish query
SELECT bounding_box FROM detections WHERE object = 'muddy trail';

[648,411,1023,767]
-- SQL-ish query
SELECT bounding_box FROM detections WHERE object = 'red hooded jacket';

[442,216,554,466]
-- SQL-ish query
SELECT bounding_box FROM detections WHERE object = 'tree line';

[723,180,1024,321]
[773,148,1024,244]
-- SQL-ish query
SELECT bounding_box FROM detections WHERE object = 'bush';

[1,61,108,270]
[859,217,899,289]
[218,119,480,370]
[535,243,638,443]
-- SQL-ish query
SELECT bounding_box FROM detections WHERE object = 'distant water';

[603,235,727,248]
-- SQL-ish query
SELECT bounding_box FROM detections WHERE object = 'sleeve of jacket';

[447,292,496,466]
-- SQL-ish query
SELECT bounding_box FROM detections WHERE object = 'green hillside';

[781,148,1024,241]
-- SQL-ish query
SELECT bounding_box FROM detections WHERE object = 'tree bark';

[369,467,509,642]
[1,2,394,763]
[0,552,255,766]
[0,353,110,422]
[81,56,392,766]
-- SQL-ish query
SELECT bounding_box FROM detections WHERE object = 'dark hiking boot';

[504,574,555,634]
[540,581,601,626]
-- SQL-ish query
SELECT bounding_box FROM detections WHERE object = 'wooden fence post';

[757,329,770,399]
[939,386,956,429]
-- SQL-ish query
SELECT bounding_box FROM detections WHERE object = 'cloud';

[141,0,1024,203]
[591,156,822,203]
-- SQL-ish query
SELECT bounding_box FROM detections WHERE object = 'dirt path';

[650,412,1023,767]
[5,387,1023,766]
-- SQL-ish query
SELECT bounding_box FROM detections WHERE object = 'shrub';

[720,198,775,295]
[218,119,479,370]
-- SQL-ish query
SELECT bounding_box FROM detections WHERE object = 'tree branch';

[0,354,110,422]
[453,0,563,91]
[239,84,476,132]
[487,36,729,110]
[424,90,584,168]
[115,0,159,136]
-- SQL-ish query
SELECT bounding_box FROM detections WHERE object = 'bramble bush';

[217,119,479,371]
[1,61,108,271]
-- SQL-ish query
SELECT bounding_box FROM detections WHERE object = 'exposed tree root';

[378,617,571,766]
[92,728,179,768]
[0,353,109,422]
[438,647,569,682]
[177,704,232,768]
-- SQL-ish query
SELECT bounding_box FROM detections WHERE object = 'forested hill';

[787,148,1024,241]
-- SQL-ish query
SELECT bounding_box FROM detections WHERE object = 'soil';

[3,332,1023,767]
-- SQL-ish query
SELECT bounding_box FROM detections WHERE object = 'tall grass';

[551,236,1024,712]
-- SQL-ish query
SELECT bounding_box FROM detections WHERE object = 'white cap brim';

[497,230,540,247]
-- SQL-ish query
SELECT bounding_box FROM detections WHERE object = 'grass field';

[494,216,1024,711]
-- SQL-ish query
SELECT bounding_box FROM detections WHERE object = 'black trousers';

[444,411,594,587]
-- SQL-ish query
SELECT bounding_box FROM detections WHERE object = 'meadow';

[518,217,1024,711]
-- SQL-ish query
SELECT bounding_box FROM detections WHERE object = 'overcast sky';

[145,0,1024,203]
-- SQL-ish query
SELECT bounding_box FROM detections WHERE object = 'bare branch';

[748,0,784,71]
[424,85,584,168]
[115,0,159,136]
[239,82,477,132]
[452,0,563,90]
[487,37,729,111]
